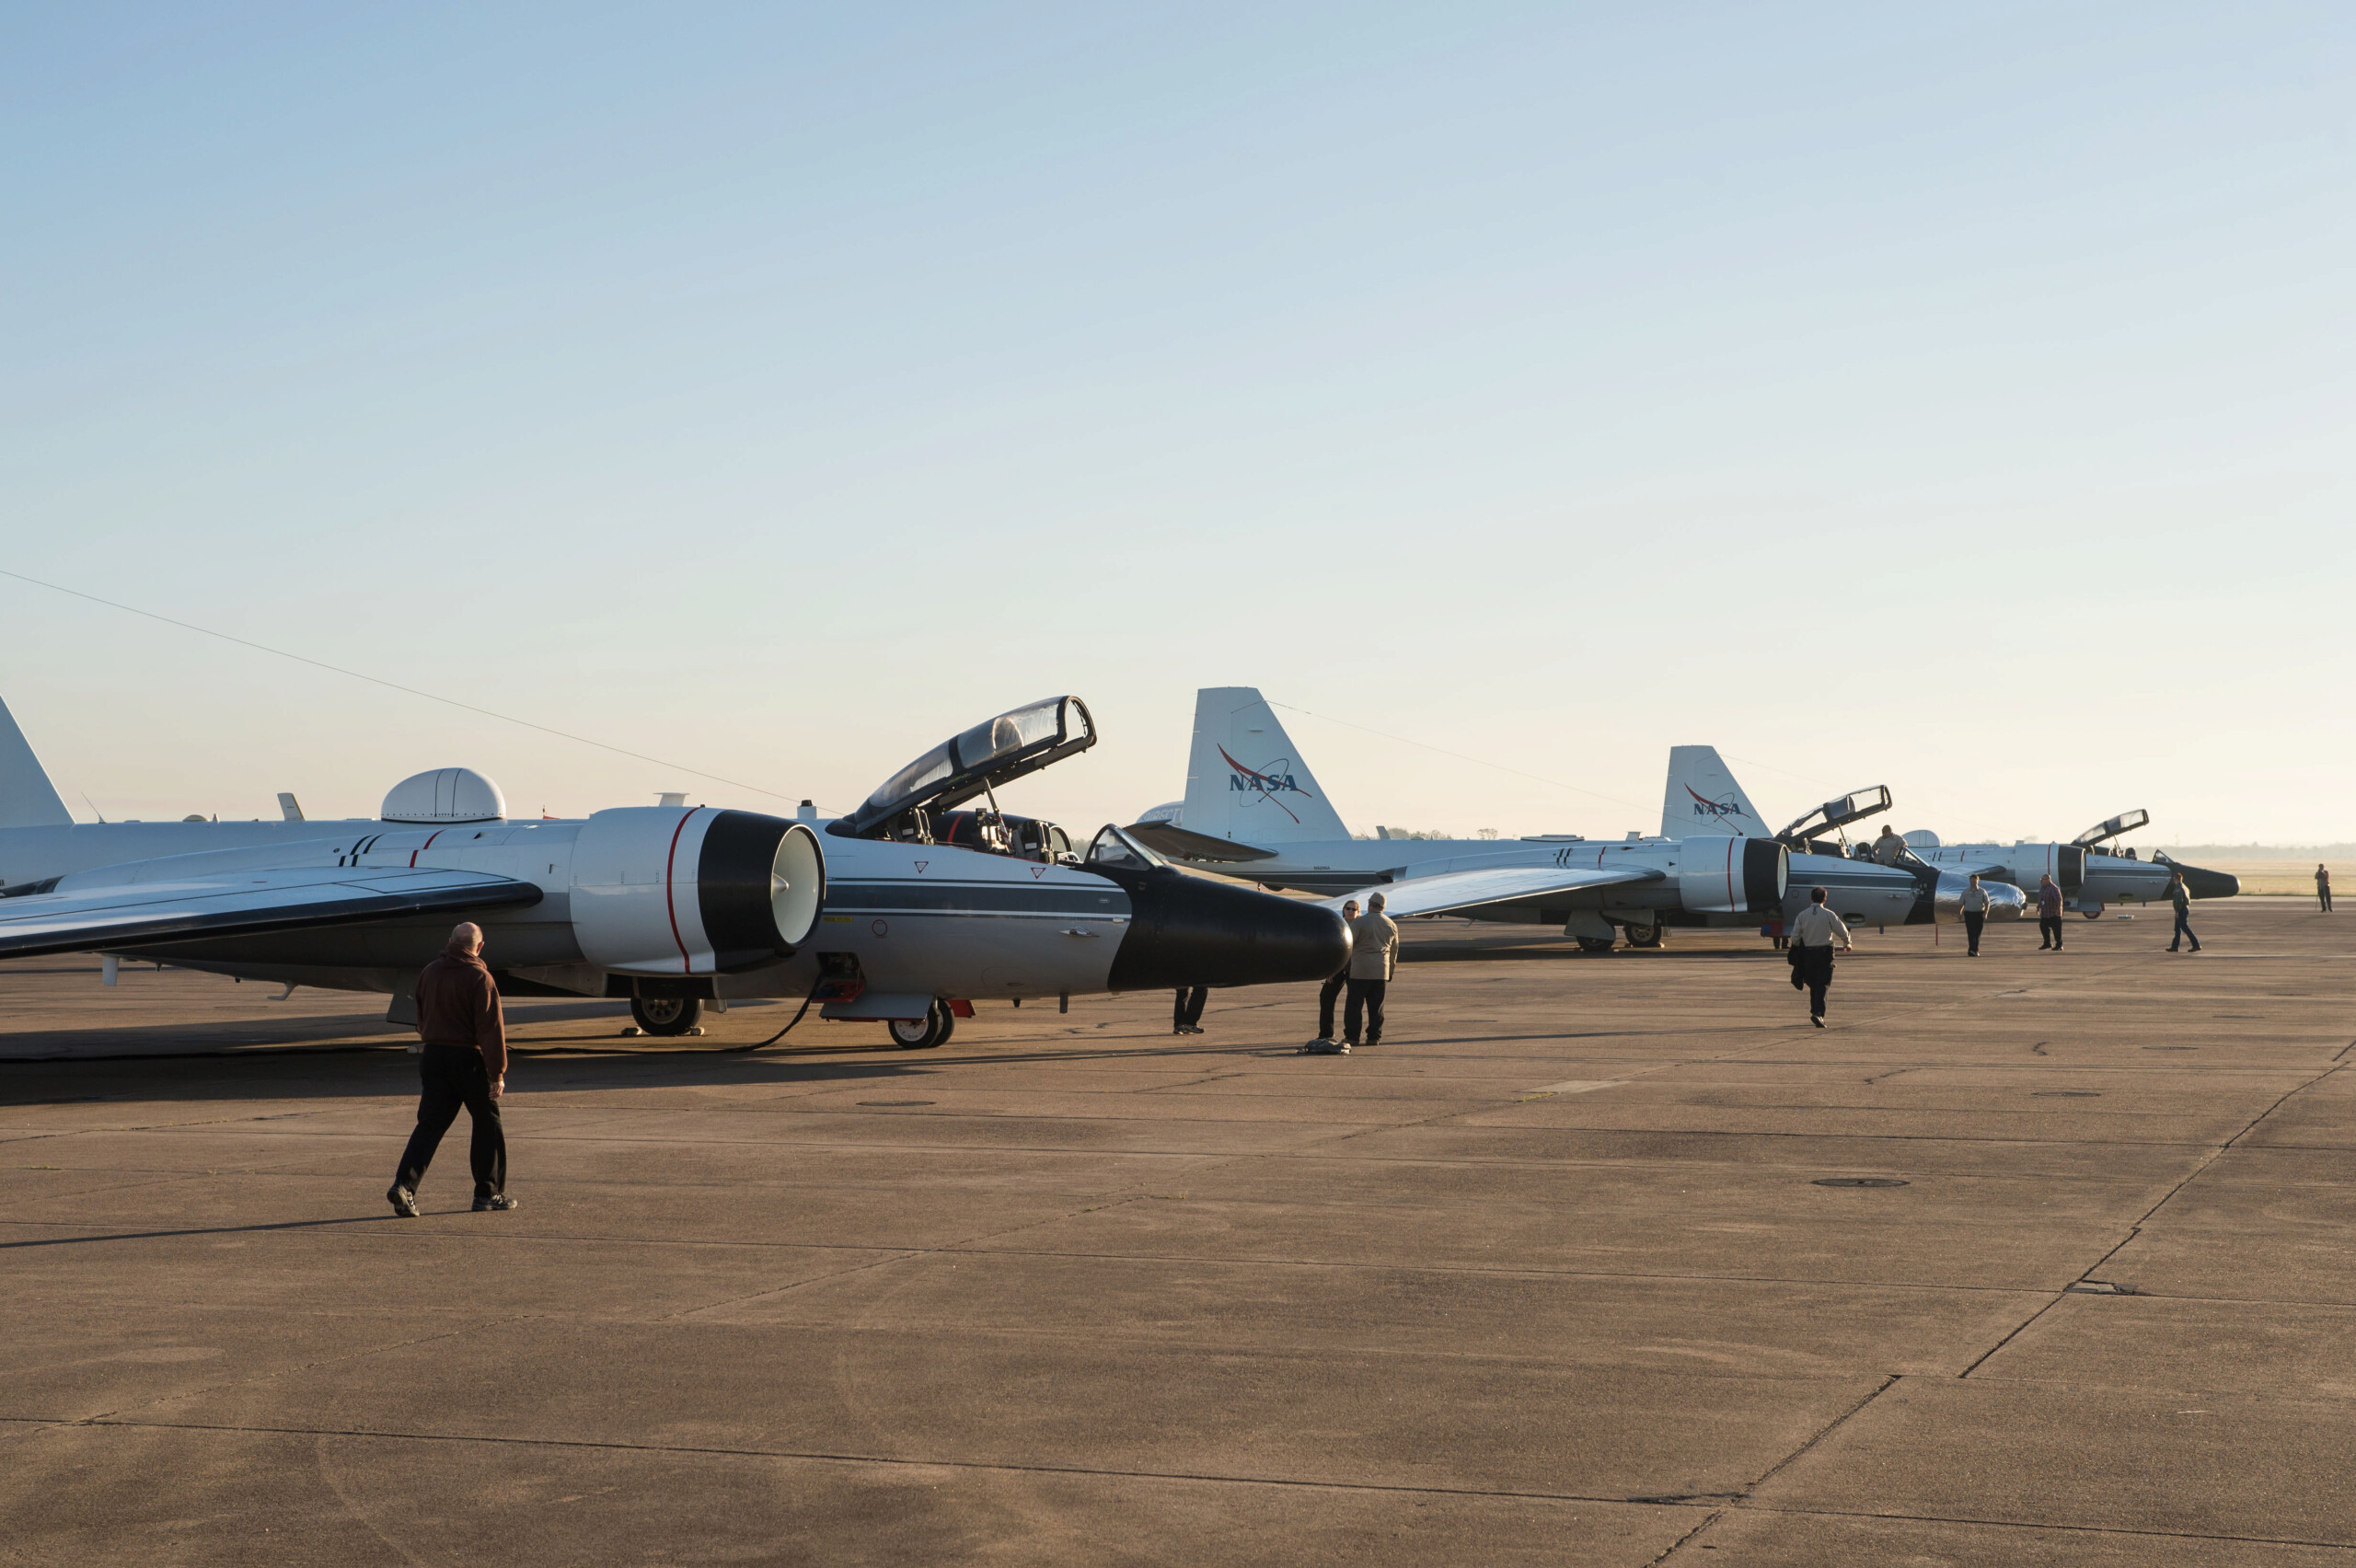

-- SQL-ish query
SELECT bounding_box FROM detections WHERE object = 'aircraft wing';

[0,866,544,962]
[1123,821,1276,863]
[1322,865,1663,919]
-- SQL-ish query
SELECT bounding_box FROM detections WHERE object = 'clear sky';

[4,4,2349,845]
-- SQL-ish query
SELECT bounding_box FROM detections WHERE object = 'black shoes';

[1811,1016,1826,1029]
[387,1184,419,1219]
[473,1193,518,1212]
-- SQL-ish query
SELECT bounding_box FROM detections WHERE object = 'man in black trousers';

[1786,886,1852,1028]
[1960,873,1992,957]
[388,922,516,1216]
[1303,897,1358,1052]
[1172,985,1207,1035]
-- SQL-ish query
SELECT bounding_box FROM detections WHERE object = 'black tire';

[888,1001,950,1049]
[1575,935,1616,954]
[1625,924,1665,949]
[2080,906,2103,920]
[631,996,702,1037]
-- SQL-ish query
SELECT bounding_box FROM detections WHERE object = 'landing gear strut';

[631,996,703,1037]
[888,1000,955,1050]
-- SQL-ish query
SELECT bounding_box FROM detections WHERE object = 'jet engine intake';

[1678,836,1788,915]
[571,807,825,974]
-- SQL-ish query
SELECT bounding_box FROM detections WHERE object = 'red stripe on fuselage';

[663,809,699,973]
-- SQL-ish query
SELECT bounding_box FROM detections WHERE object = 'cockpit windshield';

[837,697,1097,839]
[1085,824,1169,872]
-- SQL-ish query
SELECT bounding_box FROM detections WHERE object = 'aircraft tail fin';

[0,697,74,829]
[1661,745,1772,839]
[1179,687,1351,847]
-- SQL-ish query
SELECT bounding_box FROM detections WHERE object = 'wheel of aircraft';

[888,1001,953,1050]
[1575,936,1617,954]
[1624,924,1665,949]
[2081,905,2104,920]
[631,996,702,1037]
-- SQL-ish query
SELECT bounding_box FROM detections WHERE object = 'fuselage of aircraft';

[0,696,1345,1046]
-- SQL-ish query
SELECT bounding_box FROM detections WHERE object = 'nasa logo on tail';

[1685,784,1752,824]
[1219,744,1312,824]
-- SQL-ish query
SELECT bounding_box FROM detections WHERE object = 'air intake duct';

[572,807,826,974]
[1679,836,1789,914]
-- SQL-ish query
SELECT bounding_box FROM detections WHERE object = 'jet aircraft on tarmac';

[1126,688,1976,949]
[1663,746,2235,917]
[0,695,1344,1049]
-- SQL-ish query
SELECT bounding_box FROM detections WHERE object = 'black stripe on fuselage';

[823,880,1125,917]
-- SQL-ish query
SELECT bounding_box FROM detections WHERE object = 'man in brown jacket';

[387,922,515,1216]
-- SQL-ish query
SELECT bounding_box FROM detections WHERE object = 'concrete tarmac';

[3,900,2350,1564]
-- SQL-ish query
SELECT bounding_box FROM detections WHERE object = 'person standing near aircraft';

[2167,871,2201,952]
[388,922,515,1216]
[2319,865,2333,913]
[1871,825,1908,867]
[1172,985,1207,1036]
[1343,893,1399,1049]
[1960,874,1991,957]
[1304,898,1358,1052]
[1786,887,1850,1028]
[2036,874,2065,951]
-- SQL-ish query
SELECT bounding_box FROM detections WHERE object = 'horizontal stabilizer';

[0,865,543,962]
[1321,865,1661,920]
[1124,821,1276,863]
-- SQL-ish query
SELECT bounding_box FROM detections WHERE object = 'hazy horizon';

[6,6,2350,843]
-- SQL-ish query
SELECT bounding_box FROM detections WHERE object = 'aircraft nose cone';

[1106,872,1350,992]
[1986,882,2028,919]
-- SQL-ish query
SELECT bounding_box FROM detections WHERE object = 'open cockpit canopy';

[836,697,1096,840]
[1776,784,1893,848]
[2072,809,2149,849]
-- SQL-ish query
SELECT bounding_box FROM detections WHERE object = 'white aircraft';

[1125,687,1969,949]
[0,695,1345,1049]
[1661,746,2026,924]
[1906,810,2238,915]
[1665,746,2234,917]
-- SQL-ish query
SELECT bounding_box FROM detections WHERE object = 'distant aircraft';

[1126,688,1970,949]
[0,695,1345,1048]
[1660,748,2235,916]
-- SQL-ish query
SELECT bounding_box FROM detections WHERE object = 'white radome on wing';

[381,767,507,824]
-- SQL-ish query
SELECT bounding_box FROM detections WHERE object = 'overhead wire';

[0,567,825,811]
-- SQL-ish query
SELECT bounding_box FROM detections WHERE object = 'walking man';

[1304,898,1358,1052]
[388,922,515,1216]
[2319,864,2334,913]
[1172,986,1207,1036]
[1787,886,1851,1028]
[2167,870,2201,952]
[2036,874,2065,951]
[1342,892,1399,1050]
[1960,873,1991,957]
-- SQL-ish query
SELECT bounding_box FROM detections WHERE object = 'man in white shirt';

[1959,873,1992,957]
[1342,893,1401,1049]
[1872,827,1908,867]
[1786,886,1852,1028]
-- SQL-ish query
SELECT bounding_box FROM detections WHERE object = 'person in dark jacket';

[2319,865,2334,913]
[388,923,515,1216]
[2036,874,2065,951]
[1303,898,1358,1052]
[2167,871,2201,952]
